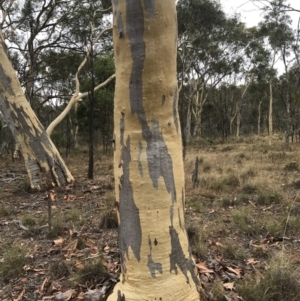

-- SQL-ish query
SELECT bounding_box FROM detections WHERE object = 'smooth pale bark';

[0,33,74,190]
[108,1,200,300]
[269,81,273,145]
[268,53,276,146]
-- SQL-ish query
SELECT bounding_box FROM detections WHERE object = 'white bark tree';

[108,1,200,300]
[0,32,73,190]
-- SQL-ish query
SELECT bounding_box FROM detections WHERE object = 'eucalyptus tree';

[177,0,245,140]
[258,0,295,145]
[0,33,74,190]
[108,1,200,300]
[1,0,113,112]
[259,0,294,148]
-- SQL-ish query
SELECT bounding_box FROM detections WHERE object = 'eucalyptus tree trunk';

[109,1,200,300]
[269,80,273,145]
[258,100,262,135]
[0,34,73,190]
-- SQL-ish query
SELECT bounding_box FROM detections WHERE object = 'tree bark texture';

[109,1,200,300]
[0,35,74,190]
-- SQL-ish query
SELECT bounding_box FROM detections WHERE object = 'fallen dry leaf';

[13,287,25,301]
[48,190,56,201]
[84,238,95,248]
[42,296,55,300]
[64,194,76,201]
[196,262,214,274]
[246,258,260,265]
[53,237,65,246]
[223,282,235,291]
[226,267,241,276]
[39,277,48,293]
[54,289,74,301]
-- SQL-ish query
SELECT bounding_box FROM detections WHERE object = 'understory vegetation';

[1,134,300,299]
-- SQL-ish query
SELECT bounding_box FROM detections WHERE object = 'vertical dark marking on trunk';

[117,14,124,38]
[120,115,125,146]
[144,0,156,18]
[0,65,14,96]
[126,0,177,203]
[138,140,143,177]
[170,204,174,226]
[173,86,179,133]
[161,94,165,105]
[119,136,142,261]
[178,208,183,230]
[169,226,200,287]
[147,235,163,277]
[117,290,125,300]
[148,120,176,202]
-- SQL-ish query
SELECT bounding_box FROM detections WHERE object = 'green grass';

[0,246,27,280]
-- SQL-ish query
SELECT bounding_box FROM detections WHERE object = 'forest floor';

[2,134,300,300]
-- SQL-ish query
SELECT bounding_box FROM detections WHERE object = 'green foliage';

[21,214,36,226]
[78,259,105,283]
[0,246,27,280]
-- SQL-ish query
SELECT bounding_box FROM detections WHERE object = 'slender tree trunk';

[269,81,273,145]
[108,1,200,300]
[258,100,262,135]
[285,94,291,150]
[88,46,95,180]
[185,98,192,143]
[236,76,253,140]
[236,103,240,140]
[0,33,73,190]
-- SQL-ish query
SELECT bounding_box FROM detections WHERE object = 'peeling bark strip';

[118,136,142,261]
[0,37,73,190]
[126,0,177,204]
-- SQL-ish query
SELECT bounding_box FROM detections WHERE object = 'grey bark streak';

[8,101,67,186]
[112,0,124,38]
[147,235,162,277]
[138,140,143,177]
[120,115,124,145]
[169,226,200,287]
[144,0,156,18]
[0,65,14,96]
[119,136,142,261]
[173,86,179,133]
[126,0,177,203]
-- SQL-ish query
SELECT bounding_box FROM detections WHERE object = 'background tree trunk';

[269,81,273,145]
[0,35,74,190]
[258,100,262,135]
[108,1,200,300]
